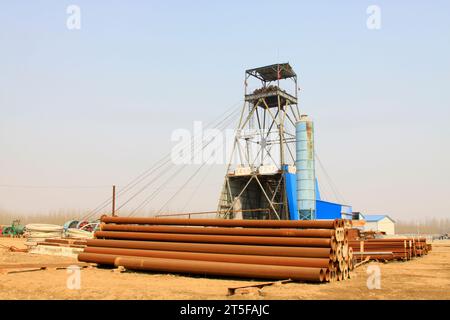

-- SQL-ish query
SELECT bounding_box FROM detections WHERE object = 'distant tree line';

[1,209,449,235]
[0,209,84,226]
[396,218,450,235]
[0,209,157,225]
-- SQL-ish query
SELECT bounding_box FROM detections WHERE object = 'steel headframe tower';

[217,63,301,220]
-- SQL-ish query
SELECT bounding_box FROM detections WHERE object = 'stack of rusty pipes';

[412,237,431,256]
[349,237,431,262]
[78,216,354,283]
[38,238,87,248]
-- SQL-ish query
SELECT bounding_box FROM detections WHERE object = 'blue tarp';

[283,165,299,220]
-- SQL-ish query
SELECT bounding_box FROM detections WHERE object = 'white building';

[362,214,396,235]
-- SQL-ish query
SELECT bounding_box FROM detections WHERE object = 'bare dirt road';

[1,238,449,300]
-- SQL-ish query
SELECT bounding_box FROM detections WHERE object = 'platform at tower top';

[246,63,297,82]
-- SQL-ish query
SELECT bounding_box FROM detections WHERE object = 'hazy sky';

[1,1,449,220]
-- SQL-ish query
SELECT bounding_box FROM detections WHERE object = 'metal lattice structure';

[217,63,301,220]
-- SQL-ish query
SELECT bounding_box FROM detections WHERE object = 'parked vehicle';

[2,220,25,237]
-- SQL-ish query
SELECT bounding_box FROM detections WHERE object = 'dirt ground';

[1,238,449,300]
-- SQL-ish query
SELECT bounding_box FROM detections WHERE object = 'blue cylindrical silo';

[296,115,316,220]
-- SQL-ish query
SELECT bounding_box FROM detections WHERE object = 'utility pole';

[112,185,116,216]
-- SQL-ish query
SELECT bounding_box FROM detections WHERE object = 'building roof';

[364,214,395,223]
[246,63,296,82]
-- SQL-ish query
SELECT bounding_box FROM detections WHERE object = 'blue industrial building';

[285,172,352,220]
[315,180,352,220]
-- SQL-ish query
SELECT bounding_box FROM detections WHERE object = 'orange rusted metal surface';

[100,216,338,229]
[79,252,326,282]
[85,239,334,258]
[94,231,332,247]
[100,223,335,238]
[83,246,333,269]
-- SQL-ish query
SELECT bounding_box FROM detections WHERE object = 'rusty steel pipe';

[336,269,342,281]
[349,249,408,253]
[112,254,326,282]
[349,246,407,249]
[355,256,395,262]
[45,239,87,245]
[348,258,354,271]
[351,239,409,242]
[78,252,116,264]
[94,231,333,247]
[350,248,408,251]
[338,259,345,272]
[349,242,407,246]
[335,246,342,260]
[349,247,408,252]
[330,238,337,251]
[354,238,413,242]
[348,240,408,243]
[100,224,335,238]
[343,268,349,280]
[349,246,408,250]
[78,252,326,282]
[101,216,338,229]
[330,270,336,282]
[331,249,337,262]
[324,269,330,282]
[354,252,394,257]
[85,239,333,258]
[83,246,333,269]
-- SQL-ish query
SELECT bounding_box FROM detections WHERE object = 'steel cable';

[82,101,242,220]
[127,109,240,216]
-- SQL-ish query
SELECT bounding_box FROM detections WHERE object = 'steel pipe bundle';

[78,217,354,283]
[81,246,333,268]
[100,224,335,238]
[79,253,327,282]
[100,216,338,229]
[85,238,333,258]
[94,231,332,247]
[349,237,431,262]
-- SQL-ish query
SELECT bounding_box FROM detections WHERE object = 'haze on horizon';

[1,1,449,221]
